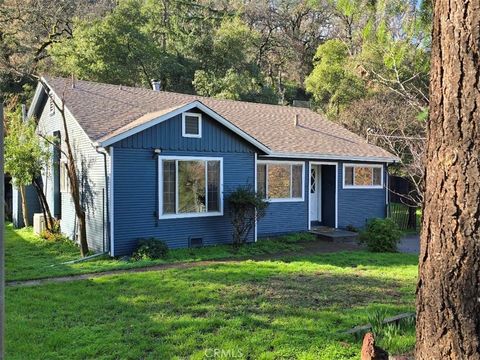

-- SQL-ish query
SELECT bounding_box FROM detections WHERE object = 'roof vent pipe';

[294,114,299,127]
[151,79,161,91]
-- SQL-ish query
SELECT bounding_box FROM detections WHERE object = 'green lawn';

[6,223,316,281]
[7,252,417,359]
[6,225,418,359]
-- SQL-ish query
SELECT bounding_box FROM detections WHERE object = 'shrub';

[132,238,169,260]
[359,218,402,252]
[39,229,65,242]
[227,186,269,246]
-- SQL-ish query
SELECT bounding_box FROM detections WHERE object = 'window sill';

[182,134,201,138]
[159,211,223,220]
[343,185,383,189]
[266,198,304,203]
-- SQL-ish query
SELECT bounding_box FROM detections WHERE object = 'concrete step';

[309,227,358,242]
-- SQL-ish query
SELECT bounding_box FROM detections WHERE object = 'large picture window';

[343,164,383,188]
[257,161,304,201]
[159,157,222,218]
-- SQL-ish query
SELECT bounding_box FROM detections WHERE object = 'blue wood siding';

[257,159,309,236]
[337,162,387,229]
[113,149,255,255]
[115,111,253,153]
[111,109,256,255]
[257,160,387,235]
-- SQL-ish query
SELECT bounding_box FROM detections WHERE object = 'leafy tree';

[5,108,51,227]
[192,17,276,103]
[305,39,366,115]
[50,0,224,92]
[0,0,114,100]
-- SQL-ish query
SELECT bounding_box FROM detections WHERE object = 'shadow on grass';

[282,251,419,268]
[5,223,83,281]
[7,259,416,359]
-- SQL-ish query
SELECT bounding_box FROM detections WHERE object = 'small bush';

[132,238,169,260]
[359,218,402,252]
[39,229,65,242]
[227,186,269,246]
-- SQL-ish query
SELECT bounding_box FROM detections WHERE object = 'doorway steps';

[309,226,358,243]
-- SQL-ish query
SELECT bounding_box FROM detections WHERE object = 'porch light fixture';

[153,148,162,158]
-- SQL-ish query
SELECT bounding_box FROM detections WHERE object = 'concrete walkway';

[398,234,420,254]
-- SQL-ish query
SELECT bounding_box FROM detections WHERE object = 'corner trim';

[109,147,115,257]
[254,152,258,242]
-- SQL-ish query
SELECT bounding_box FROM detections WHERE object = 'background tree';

[416,0,480,358]
[0,0,114,101]
[4,106,51,227]
[305,39,366,116]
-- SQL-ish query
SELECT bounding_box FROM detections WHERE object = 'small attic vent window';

[49,94,55,116]
[182,112,202,138]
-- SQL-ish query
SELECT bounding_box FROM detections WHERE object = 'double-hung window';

[159,156,222,218]
[343,164,383,188]
[257,161,304,201]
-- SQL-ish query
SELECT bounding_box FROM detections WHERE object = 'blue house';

[25,77,398,256]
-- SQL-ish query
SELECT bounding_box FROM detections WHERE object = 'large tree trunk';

[19,185,29,227]
[415,1,480,359]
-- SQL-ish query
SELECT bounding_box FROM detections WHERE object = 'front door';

[310,165,321,222]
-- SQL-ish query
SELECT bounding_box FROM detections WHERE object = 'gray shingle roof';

[42,76,397,162]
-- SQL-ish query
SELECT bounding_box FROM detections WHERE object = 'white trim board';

[254,152,258,242]
[109,147,115,257]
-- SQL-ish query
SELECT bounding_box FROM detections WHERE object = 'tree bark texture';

[416,1,480,359]
[19,185,29,227]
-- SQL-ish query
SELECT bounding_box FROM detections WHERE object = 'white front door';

[310,165,321,222]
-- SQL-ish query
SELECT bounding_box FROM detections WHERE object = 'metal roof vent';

[151,79,161,91]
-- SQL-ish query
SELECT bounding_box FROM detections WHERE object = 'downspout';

[96,146,110,254]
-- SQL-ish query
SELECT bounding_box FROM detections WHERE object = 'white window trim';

[342,163,384,189]
[257,160,305,202]
[158,155,223,219]
[59,159,71,193]
[182,112,202,138]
